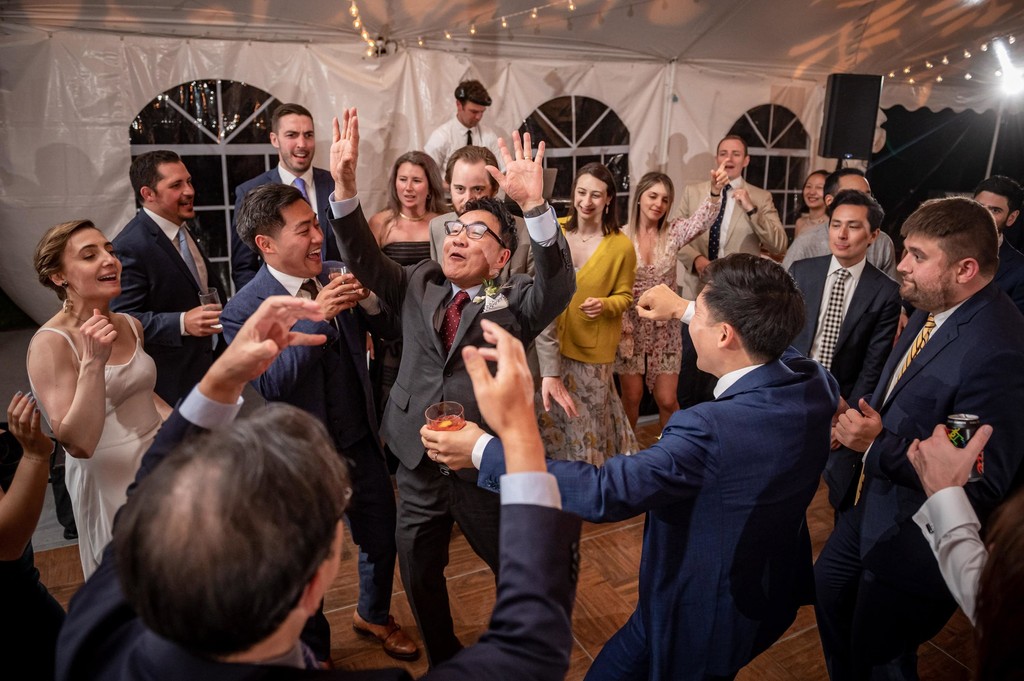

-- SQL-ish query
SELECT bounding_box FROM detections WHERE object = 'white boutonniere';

[473,278,511,313]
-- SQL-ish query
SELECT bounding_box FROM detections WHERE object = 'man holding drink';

[327,108,576,666]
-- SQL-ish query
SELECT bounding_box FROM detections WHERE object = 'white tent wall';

[7,21,1003,324]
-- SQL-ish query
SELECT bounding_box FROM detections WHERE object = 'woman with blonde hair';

[27,220,168,577]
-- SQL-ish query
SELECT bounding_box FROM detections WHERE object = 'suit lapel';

[143,213,203,293]
[801,259,828,338]
[835,266,878,351]
[449,298,484,361]
[424,281,449,358]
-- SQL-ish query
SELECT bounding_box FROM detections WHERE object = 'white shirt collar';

[713,363,764,398]
[143,207,184,241]
[726,176,746,192]
[451,282,484,300]
[266,263,314,297]
[827,254,868,282]
[276,164,314,190]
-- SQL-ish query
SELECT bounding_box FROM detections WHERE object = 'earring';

[60,281,72,314]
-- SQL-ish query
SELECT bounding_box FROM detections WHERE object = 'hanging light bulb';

[417,36,424,46]
[888,71,896,78]
[366,46,374,57]
[925,61,933,69]
[349,1,358,18]
[360,28,369,41]
[903,66,911,74]
[942,55,949,65]
[569,0,576,10]
[470,24,476,35]
[965,72,972,80]
[531,7,538,19]
[353,17,360,29]
[501,16,508,28]
[996,69,1003,77]
[964,49,972,58]
[1009,36,1016,44]
[908,77,916,84]
[981,42,988,52]
[936,75,944,83]
[444,30,452,40]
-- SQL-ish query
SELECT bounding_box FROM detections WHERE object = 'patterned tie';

[816,268,850,370]
[440,290,470,353]
[293,177,309,201]
[299,278,319,300]
[466,129,473,146]
[854,313,937,505]
[177,226,202,287]
[707,184,730,261]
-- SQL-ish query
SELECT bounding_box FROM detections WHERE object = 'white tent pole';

[985,99,1004,178]
[659,59,677,169]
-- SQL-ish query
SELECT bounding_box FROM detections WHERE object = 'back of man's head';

[901,197,999,277]
[973,175,1024,215]
[463,196,518,254]
[236,183,307,250]
[824,167,869,200]
[115,405,350,657]
[701,253,805,363]
[454,79,492,106]
[828,189,885,232]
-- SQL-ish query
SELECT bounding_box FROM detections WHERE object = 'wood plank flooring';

[36,421,977,678]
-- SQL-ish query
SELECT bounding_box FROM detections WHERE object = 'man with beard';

[973,175,1024,315]
[815,197,1024,681]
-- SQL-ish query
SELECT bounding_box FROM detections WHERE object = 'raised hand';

[79,309,117,366]
[330,108,360,200]
[710,161,729,195]
[486,131,546,213]
[6,393,52,461]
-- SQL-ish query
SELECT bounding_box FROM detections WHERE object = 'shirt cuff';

[329,194,360,219]
[680,300,695,324]
[500,472,562,509]
[358,292,382,315]
[523,205,559,246]
[471,433,495,469]
[913,486,979,546]
[180,312,188,336]
[179,386,244,430]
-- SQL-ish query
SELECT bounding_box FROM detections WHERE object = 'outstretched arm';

[0,393,55,560]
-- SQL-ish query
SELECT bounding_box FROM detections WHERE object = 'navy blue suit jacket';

[995,239,1024,316]
[220,262,378,451]
[231,167,342,290]
[111,210,225,404]
[56,406,582,681]
[857,282,1024,599]
[480,349,839,679]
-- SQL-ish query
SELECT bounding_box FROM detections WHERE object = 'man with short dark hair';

[230,102,343,290]
[221,183,417,662]
[816,197,1024,681]
[790,189,901,513]
[783,168,897,277]
[424,80,501,173]
[112,150,225,404]
[328,109,575,667]
[424,253,840,680]
[974,174,1024,314]
[55,296,583,681]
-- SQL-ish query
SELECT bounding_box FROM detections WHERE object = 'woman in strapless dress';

[27,220,169,578]
[366,151,446,419]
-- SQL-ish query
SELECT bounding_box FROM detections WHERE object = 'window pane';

[770,192,786,219]
[193,209,228,258]
[208,262,231,298]
[165,81,220,139]
[776,119,809,149]
[788,157,809,190]
[766,155,787,190]
[605,153,630,194]
[521,110,570,149]
[130,102,208,145]
[534,96,575,146]
[227,155,272,201]
[769,107,796,144]
[547,156,574,199]
[728,116,758,149]
[180,155,226,206]
[746,155,767,187]
[221,82,274,143]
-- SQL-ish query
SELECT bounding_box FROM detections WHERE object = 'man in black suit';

[221,184,417,662]
[328,109,575,666]
[231,102,343,290]
[973,175,1024,315]
[112,150,225,404]
[789,190,901,512]
[55,296,581,681]
[815,197,1024,681]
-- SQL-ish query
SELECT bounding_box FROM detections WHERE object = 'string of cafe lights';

[884,34,1023,94]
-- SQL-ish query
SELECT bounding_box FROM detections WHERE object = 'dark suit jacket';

[790,257,901,510]
[220,262,378,451]
[479,349,840,679]
[995,239,1024,316]
[329,202,575,478]
[56,409,582,681]
[231,167,342,289]
[111,210,225,405]
[857,283,1024,600]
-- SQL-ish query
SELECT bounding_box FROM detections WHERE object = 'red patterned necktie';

[441,290,470,353]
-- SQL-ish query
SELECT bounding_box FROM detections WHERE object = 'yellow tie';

[853,314,936,505]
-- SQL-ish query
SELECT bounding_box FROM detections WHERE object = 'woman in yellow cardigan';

[538,163,638,465]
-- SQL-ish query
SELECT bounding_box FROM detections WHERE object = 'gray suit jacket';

[331,202,575,477]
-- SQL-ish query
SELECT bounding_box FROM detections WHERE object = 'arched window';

[727,105,811,227]
[519,96,631,217]
[130,80,280,295]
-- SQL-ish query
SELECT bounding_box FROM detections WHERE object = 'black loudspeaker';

[819,74,883,160]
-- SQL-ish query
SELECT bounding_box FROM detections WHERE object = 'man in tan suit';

[675,135,787,299]
[674,135,787,406]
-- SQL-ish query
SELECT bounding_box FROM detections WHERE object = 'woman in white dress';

[27,220,169,577]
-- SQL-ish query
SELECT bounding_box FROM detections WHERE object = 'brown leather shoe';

[352,612,421,661]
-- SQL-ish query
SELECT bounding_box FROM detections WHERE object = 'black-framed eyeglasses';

[444,220,506,249]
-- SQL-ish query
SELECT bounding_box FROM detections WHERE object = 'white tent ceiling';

[2,0,1023,84]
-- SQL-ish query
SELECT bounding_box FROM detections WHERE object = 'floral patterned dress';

[615,197,720,391]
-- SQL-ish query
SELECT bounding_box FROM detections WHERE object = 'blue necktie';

[707,184,730,261]
[294,177,309,201]
[177,227,202,287]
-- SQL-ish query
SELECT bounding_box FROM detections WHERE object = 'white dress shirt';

[423,116,502,173]
[277,165,318,214]
[144,207,204,337]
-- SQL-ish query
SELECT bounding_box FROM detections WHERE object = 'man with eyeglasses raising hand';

[327,108,575,667]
